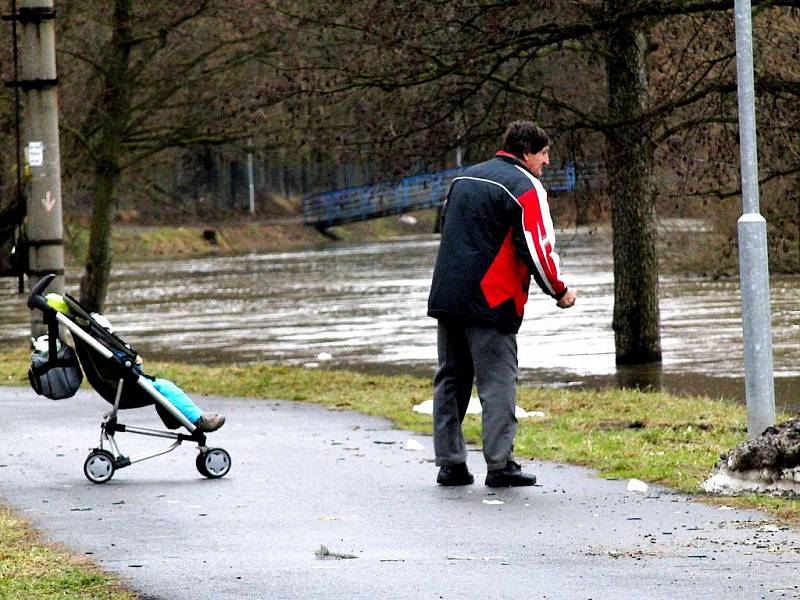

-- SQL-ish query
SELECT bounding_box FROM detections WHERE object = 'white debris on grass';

[414,398,477,414]
[411,399,433,414]
[399,215,418,225]
[515,406,546,418]
[317,352,333,361]
[412,397,545,419]
[626,478,649,493]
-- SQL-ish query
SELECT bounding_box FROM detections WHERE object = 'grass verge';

[0,506,134,600]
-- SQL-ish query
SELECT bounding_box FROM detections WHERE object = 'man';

[427,120,577,487]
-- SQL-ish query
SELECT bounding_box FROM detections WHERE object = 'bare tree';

[55,0,286,311]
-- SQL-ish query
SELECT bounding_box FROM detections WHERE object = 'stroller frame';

[28,274,231,483]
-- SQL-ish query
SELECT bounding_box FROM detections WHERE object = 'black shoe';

[485,461,536,487]
[437,462,474,486]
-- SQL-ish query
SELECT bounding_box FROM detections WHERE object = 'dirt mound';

[703,419,800,496]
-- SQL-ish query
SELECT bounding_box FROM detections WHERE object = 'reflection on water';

[615,363,664,392]
[1,229,798,409]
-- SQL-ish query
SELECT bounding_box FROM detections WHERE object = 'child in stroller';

[85,311,225,433]
[27,274,231,483]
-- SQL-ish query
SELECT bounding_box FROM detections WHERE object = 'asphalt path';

[1,385,800,599]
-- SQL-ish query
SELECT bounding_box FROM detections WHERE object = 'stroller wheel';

[84,450,116,484]
[196,448,231,479]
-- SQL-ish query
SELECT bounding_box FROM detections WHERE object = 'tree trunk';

[79,163,121,312]
[605,1,662,365]
[78,0,132,312]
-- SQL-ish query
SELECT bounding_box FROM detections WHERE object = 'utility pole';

[247,139,255,216]
[733,0,775,438]
[14,0,64,337]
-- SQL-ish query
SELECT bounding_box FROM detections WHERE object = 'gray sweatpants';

[433,320,518,472]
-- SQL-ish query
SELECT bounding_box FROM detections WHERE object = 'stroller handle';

[27,273,57,314]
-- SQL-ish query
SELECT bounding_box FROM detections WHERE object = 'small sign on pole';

[27,141,44,167]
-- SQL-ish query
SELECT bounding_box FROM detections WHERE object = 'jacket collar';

[495,150,533,175]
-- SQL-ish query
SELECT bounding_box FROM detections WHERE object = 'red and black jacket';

[427,152,568,333]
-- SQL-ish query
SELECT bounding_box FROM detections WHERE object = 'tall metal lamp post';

[733,0,776,438]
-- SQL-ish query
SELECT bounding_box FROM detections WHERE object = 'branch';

[655,114,737,143]
[57,48,107,75]
[684,164,800,199]
[124,0,211,48]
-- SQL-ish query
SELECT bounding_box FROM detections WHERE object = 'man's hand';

[556,289,577,309]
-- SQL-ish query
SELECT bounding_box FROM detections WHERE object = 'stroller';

[27,274,231,483]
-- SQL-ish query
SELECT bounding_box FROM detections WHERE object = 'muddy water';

[1,228,798,409]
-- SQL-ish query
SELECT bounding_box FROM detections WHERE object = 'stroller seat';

[61,294,180,428]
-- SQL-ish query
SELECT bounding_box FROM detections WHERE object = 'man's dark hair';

[502,121,550,157]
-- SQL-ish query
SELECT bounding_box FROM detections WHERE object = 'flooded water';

[1,227,799,409]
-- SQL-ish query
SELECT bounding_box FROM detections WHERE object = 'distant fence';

[303,162,579,229]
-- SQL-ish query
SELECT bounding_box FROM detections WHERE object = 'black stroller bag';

[28,343,83,400]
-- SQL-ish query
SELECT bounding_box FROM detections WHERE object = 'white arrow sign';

[41,191,56,212]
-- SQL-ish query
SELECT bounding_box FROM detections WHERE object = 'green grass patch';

[0,507,134,600]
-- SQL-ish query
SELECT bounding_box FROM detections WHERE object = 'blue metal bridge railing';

[303,162,577,229]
